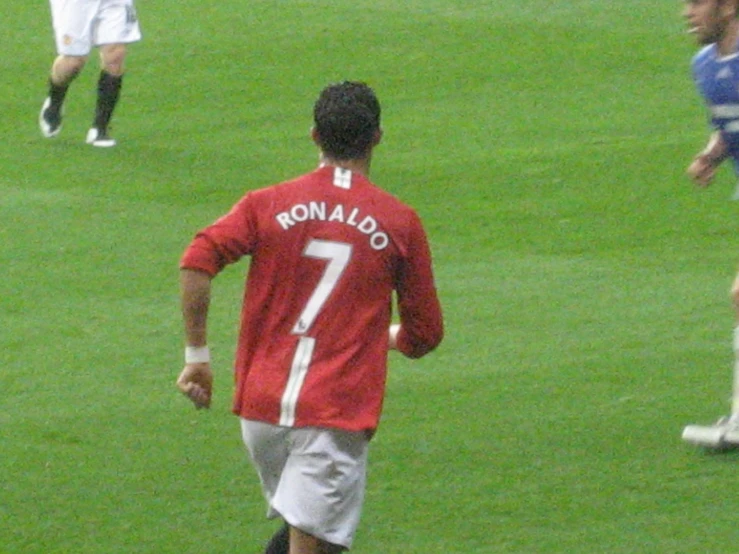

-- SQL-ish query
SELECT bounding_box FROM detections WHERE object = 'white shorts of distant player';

[49,0,142,56]
[240,419,369,549]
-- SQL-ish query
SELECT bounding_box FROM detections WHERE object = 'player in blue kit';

[682,0,739,448]
[685,0,739,188]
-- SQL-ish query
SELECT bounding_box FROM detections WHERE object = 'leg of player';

[682,275,739,448]
[725,340,739,444]
[40,55,86,138]
[264,522,289,554]
[723,282,739,443]
[86,44,125,147]
[288,526,344,554]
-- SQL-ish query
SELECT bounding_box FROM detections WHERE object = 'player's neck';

[318,154,372,177]
[718,20,739,56]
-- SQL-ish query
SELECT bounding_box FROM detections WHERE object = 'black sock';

[264,523,289,554]
[93,71,123,132]
[47,79,69,114]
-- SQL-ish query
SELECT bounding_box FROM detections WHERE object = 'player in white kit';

[39,0,142,147]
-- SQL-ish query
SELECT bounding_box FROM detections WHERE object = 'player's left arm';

[392,212,444,358]
[388,323,401,350]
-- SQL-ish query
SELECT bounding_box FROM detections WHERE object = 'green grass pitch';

[3,1,739,552]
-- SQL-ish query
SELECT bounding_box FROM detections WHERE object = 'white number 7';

[280,239,352,426]
[292,239,352,335]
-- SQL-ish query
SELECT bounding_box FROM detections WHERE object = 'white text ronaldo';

[275,202,390,250]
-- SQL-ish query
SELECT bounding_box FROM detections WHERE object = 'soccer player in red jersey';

[177,81,443,553]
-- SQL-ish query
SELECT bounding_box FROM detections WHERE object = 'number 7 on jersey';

[280,239,353,426]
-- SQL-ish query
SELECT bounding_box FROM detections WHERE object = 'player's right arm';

[177,268,214,409]
[175,192,259,409]
[688,131,728,187]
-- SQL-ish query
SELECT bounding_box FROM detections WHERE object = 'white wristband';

[185,346,210,364]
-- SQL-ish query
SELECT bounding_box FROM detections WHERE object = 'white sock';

[731,326,739,420]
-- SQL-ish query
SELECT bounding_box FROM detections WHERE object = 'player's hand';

[388,324,401,351]
[687,154,718,187]
[176,363,213,409]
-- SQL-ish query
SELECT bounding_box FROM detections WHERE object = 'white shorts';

[240,419,369,549]
[49,0,142,56]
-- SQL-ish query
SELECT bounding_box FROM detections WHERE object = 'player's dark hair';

[313,81,381,160]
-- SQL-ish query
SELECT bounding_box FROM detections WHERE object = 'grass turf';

[2,0,739,552]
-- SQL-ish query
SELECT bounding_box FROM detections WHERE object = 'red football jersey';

[180,165,443,432]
